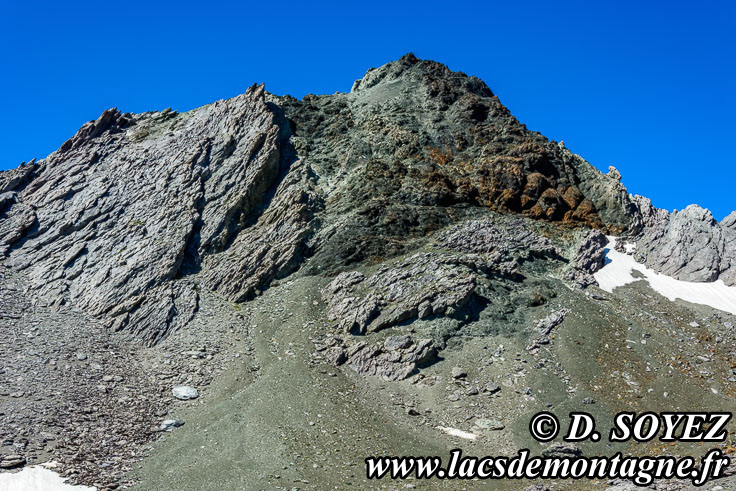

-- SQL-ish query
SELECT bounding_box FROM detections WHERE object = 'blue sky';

[1,1,734,219]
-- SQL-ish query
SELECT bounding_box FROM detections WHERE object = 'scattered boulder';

[527,309,570,351]
[451,366,467,379]
[172,386,199,400]
[160,419,184,431]
[535,309,570,335]
[474,418,504,430]
[484,381,501,394]
[542,443,582,457]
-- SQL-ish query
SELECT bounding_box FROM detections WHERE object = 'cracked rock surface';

[568,229,608,287]
[0,54,640,346]
[0,86,316,344]
[322,253,479,335]
[625,198,736,285]
[313,334,436,381]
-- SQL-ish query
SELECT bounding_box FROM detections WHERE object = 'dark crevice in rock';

[178,144,213,277]
[1,210,39,259]
[211,104,320,300]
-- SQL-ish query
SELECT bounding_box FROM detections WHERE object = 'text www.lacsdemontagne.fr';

[365,449,730,486]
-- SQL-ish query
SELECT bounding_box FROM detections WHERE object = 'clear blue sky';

[1,1,734,219]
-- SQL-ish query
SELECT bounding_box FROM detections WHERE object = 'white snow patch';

[594,236,736,315]
[0,464,96,491]
[436,426,477,440]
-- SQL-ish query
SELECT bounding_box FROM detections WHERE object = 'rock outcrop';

[723,211,736,285]
[568,230,608,287]
[276,54,638,280]
[5,53,736,491]
[436,218,558,257]
[313,334,436,381]
[322,253,479,335]
[624,198,736,285]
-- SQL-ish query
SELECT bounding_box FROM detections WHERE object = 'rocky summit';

[1,54,736,490]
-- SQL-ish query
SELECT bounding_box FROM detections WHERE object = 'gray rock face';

[628,199,736,285]
[0,85,317,344]
[721,211,736,285]
[626,195,671,232]
[322,253,478,334]
[0,163,35,218]
[568,230,608,287]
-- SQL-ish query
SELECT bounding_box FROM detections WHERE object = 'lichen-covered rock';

[281,54,636,275]
[639,205,723,281]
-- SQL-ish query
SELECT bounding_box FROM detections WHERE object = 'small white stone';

[172,386,199,400]
[160,419,184,431]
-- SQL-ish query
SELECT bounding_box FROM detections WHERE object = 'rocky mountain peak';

[0,54,730,349]
[352,52,494,100]
[722,210,736,228]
